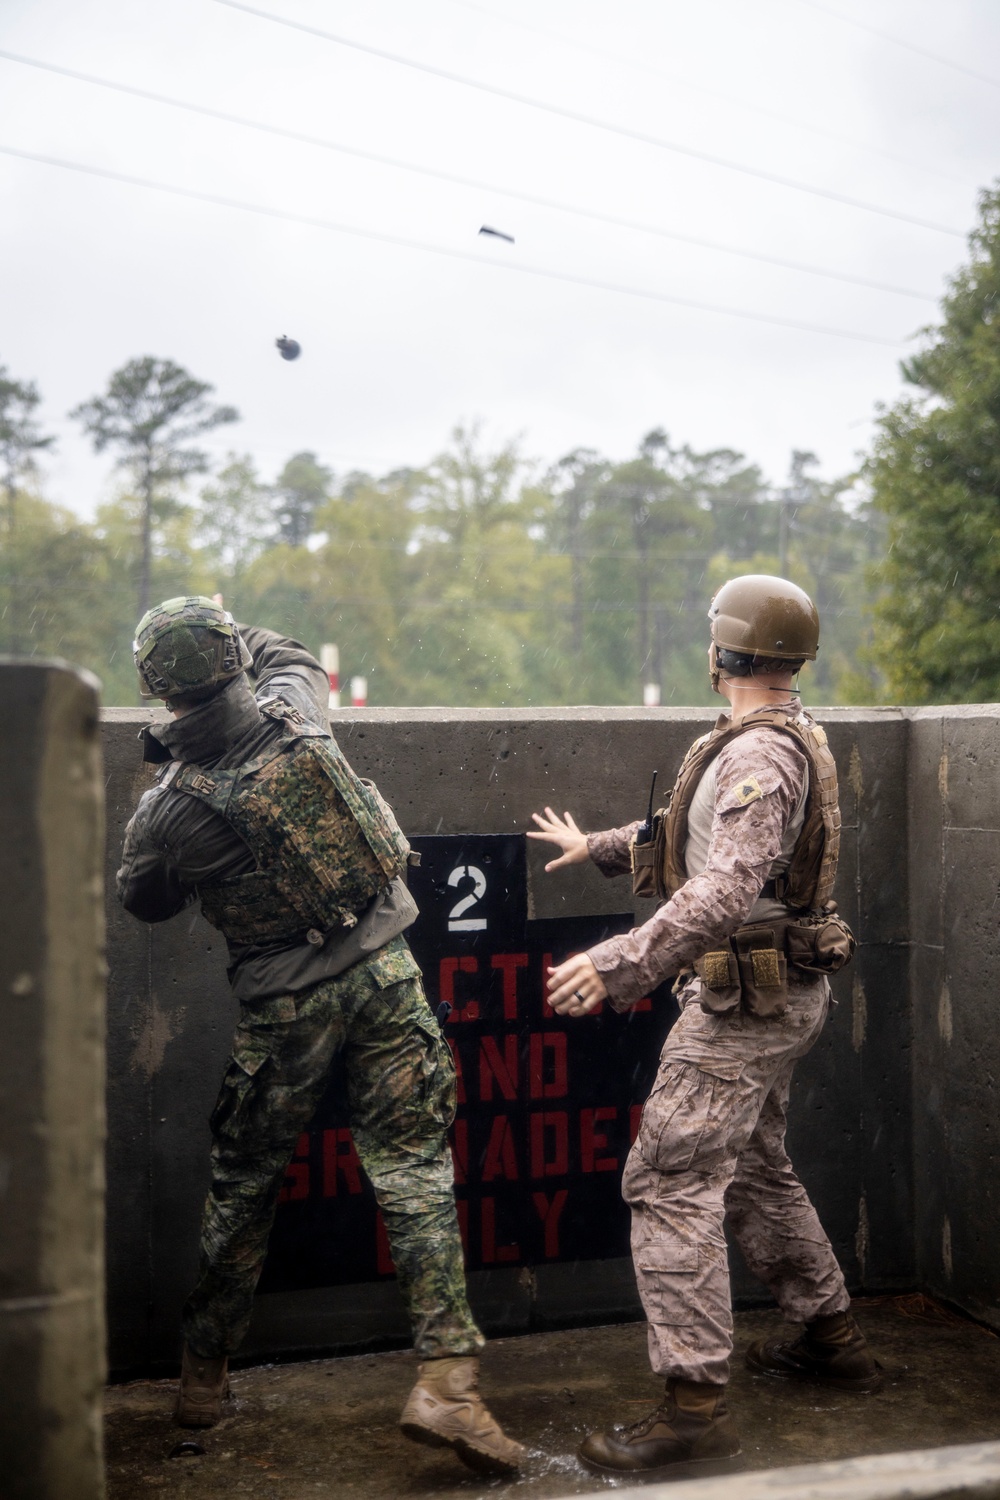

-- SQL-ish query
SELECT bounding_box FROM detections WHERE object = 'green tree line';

[0,363,882,707]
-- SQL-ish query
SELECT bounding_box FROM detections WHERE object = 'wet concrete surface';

[105,1298,1000,1499]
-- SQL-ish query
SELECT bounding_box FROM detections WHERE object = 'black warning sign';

[260,834,675,1292]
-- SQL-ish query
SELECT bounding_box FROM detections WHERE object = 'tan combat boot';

[175,1342,230,1428]
[399,1355,524,1475]
[746,1310,882,1393]
[578,1378,744,1481]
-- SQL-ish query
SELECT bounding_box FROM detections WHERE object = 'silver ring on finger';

[574,990,586,1002]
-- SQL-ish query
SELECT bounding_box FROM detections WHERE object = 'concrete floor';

[105,1297,1000,1499]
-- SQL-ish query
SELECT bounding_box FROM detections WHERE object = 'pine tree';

[72,358,238,617]
[870,184,1000,702]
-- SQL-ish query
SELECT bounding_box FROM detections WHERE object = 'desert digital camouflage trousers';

[624,974,850,1385]
[182,936,484,1362]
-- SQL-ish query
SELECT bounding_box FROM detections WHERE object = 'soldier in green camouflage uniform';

[117,597,522,1475]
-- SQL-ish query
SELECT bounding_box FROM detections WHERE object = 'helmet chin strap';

[726,681,803,696]
[709,639,802,696]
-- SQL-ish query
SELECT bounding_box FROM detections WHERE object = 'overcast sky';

[2,0,999,517]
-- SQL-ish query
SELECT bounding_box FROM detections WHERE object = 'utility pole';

[780,450,817,577]
[568,486,584,665]
[139,457,154,620]
[779,485,790,577]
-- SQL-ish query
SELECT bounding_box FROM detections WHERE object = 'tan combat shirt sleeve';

[587,821,641,877]
[586,728,808,1010]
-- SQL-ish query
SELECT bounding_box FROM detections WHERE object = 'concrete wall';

[1,663,106,1499]
[102,704,920,1375]
[908,707,1000,1333]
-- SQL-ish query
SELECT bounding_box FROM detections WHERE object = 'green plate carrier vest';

[161,697,411,945]
[631,706,840,913]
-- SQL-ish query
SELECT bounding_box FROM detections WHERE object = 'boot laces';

[621,1401,674,1437]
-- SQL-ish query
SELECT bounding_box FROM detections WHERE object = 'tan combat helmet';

[708,574,819,693]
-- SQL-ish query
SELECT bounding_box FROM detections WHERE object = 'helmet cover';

[133,595,252,700]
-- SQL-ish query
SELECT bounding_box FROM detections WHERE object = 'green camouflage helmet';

[133,595,253,700]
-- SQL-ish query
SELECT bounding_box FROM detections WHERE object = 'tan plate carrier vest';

[631,706,840,913]
[159,697,412,946]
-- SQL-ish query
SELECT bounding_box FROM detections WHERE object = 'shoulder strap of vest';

[660,706,825,901]
[157,702,328,815]
[761,710,840,909]
[662,704,839,909]
[257,695,327,739]
[661,716,742,896]
[739,706,831,764]
[166,760,239,818]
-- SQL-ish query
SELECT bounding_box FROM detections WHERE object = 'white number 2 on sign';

[446,865,488,932]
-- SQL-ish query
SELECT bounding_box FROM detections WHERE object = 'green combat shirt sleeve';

[116,786,198,922]
[238,623,330,728]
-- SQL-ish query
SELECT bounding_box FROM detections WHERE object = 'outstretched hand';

[527,806,590,872]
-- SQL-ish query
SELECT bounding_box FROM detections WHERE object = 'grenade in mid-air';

[276,335,301,361]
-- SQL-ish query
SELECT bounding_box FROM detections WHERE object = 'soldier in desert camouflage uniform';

[117,597,522,1476]
[530,575,879,1483]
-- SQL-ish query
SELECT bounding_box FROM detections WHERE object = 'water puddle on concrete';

[105,1301,1000,1498]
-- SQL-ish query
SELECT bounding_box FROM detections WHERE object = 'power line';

[266,538,869,566]
[795,0,1000,92]
[214,0,966,239]
[0,49,936,303]
[0,143,908,346]
[0,534,872,570]
[0,578,871,615]
[445,0,965,185]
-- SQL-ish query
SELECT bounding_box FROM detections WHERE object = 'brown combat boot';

[174,1342,230,1427]
[746,1310,882,1393]
[578,1378,744,1480]
[399,1355,524,1475]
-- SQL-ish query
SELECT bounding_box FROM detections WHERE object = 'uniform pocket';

[209,1054,259,1140]
[413,1022,458,1133]
[355,1014,458,1151]
[231,1026,281,1078]
[669,1053,746,1082]
[366,940,422,992]
[210,1018,289,1138]
[693,949,741,1018]
[733,926,788,1018]
[634,1240,699,1324]
[638,1059,749,1174]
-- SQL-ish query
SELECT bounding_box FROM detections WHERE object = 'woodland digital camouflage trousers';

[624,974,850,1386]
[182,936,484,1361]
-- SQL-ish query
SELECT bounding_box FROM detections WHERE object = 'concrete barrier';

[571,1439,1000,1500]
[1,663,106,1500]
[102,704,927,1374]
[908,708,1000,1334]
